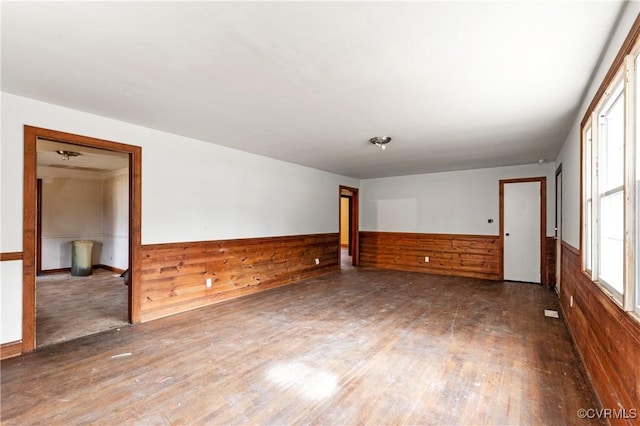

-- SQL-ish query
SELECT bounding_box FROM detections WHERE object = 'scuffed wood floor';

[2,268,601,425]
[36,268,128,347]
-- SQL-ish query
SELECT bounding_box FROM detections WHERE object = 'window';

[598,79,624,296]
[582,33,640,317]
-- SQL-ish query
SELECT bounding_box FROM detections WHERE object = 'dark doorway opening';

[339,186,359,268]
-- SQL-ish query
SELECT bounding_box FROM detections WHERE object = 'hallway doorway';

[339,186,359,268]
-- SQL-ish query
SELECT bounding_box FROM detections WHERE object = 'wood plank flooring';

[36,268,128,347]
[2,268,600,425]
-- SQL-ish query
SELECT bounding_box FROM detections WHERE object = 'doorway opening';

[499,177,547,284]
[36,140,129,347]
[23,126,142,353]
[339,186,359,269]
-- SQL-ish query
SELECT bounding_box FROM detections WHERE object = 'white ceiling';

[1,1,626,179]
[37,139,129,172]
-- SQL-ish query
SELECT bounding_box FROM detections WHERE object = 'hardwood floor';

[3,268,600,425]
[36,268,128,347]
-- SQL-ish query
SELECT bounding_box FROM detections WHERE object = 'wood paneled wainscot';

[545,236,556,286]
[139,233,339,322]
[360,232,500,280]
[560,242,640,425]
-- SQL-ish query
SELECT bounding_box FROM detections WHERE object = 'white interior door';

[504,181,541,283]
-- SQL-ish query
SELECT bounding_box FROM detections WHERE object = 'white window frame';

[582,19,640,322]
[629,46,640,315]
[582,120,593,276]
[596,75,625,301]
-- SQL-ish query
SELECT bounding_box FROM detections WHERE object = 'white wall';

[102,169,129,270]
[360,163,556,236]
[38,166,130,270]
[555,3,640,249]
[143,133,356,243]
[0,92,359,344]
[40,169,104,269]
[0,261,22,345]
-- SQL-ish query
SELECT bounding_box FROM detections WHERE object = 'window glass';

[586,199,592,271]
[598,79,624,299]
[585,127,592,198]
[599,191,624,293]
[600,88,624,192]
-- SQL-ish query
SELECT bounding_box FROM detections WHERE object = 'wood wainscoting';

[560,242,640,423]
[360,231,500,280]
[545,237,556,287]
[139,233,339,322]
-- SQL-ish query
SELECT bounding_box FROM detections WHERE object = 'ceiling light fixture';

[370,136,392,150]
[56,150,81,161]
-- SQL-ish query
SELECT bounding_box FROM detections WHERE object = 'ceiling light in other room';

[370,136,392,150]
[56,150,81,160]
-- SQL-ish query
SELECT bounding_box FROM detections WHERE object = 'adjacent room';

[1,1,639,425]
[35,140,130,347]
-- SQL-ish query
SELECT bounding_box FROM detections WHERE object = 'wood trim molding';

[23,126,37,352]
[581,12,640,128]
[139,233,339,322]
[0,252,23,262]
[554,163,562,237]
[0,341,23,360]
[40,267,72,275]
[36,179,42,275]
[579,122,587,273]
[360,231,500,280]
[22,126,142,353]
[99,264,126,275]
[139,233,332,251]
[499,177,547,285]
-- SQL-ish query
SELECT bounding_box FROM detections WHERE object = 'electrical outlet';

[424,256,430,262]
[570,295,573,307]
[315,258,320,265]
[206,278,212,288]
